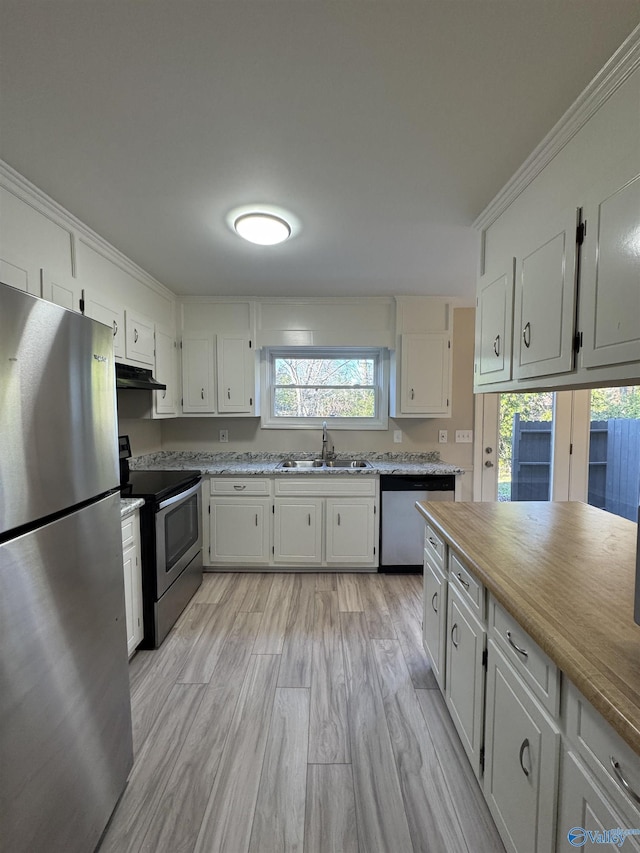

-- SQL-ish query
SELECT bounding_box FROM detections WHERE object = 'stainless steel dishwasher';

[379,474,455,572]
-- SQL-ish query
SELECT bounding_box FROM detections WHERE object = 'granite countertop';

[415,500,640,756]
[129,451,463,477]
[120,497,145,519]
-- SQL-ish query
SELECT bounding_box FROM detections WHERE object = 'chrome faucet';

[321,420,329,462]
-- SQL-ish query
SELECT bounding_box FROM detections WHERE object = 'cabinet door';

[557,750,640,853]
[125,309,155,365]
[325,498,375,563]
[274,498,323,564]
[154,327,177,416]
[83,290,124,357]
[216,335,254,414]
[400,332,450,415]
[0,255,38,294]
[475,260,515,386]
[423,555,447,691]
[514,209,578,380]
[40,267,82,313]
[445,585,486,777]
[484,640,560,853]
[580,173,640,368]
[121,513,143,657]
[181,335,216,413]
[209,498,271,563]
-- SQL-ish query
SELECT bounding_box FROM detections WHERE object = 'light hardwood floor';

[99,572,504,853]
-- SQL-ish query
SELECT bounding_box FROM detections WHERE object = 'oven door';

[155,481,202,598]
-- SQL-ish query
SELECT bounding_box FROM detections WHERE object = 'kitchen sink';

[276,458,372,469]
[277,459,324,468]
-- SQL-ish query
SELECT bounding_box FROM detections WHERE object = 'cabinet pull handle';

[428,536,438,550]
[337,513,341,526]
[201,388,205,400]
[522,321,531,349]
[255,513,258,526]
[431,591,438,613]
[162,390,166,399]
[410,388,415,400]
[113,320,118,337]
[456,571,469,589]
[451,623,459,648]
[233,484,246,491]
[610,757,640,804]
[134,328,139,343]
[308,513,311,526]
[493,334,500,357]
[519,738,531,777]
[506,630,528,658]
[227,387,231,400]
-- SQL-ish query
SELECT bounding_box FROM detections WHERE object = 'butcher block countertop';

[415,500,640,756]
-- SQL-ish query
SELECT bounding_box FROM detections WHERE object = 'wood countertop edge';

[415,501,640,756]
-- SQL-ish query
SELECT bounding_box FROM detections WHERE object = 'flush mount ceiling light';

[226,204,300,246]
[234,212,291,245]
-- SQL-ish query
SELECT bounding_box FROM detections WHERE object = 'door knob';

[485,460,494,468]
[485,447,493,454]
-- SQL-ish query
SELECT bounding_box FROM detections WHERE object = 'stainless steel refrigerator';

[0,283,133,853]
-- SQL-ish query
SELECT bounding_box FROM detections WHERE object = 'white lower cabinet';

[325,498,375,563]
[274,498,323,563]
[209,497,272,564]
[121,510,143,658]
[422,550,447,691]
[484,640,560,853]
[445,583,486,778]
[205,475,378,569]
[557,750,640,852]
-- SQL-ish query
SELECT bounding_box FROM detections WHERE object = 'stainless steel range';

[120,467,203,648]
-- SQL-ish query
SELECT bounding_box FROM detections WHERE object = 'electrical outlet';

[393,429,403,444]
[438,430,448,444]
[219,429,228,443]
[455,430,473,443]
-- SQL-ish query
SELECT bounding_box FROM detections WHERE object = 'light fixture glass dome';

[233,212,292,245]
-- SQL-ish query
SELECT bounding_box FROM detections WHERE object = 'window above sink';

[261,346,389,430]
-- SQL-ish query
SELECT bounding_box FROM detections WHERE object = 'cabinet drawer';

[449,552,485,621]
[489,596,560,717]
[424,523,445,571]
[274,476,377,497]
[564,680,640,827]
[210,477,271,496]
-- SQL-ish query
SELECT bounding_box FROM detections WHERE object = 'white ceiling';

[1,2,639,301]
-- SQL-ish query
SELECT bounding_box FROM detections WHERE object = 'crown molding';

[473,24,640,232]
[0,159,175,302]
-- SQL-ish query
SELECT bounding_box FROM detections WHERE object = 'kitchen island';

[416,500,640,853]
[415,500,640,753]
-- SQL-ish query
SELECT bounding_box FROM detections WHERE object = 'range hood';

[115,362,166,391]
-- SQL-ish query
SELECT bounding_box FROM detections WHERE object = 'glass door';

[587,386,640,521]
[498,393,555,502]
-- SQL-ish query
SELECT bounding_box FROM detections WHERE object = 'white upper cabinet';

[580,172,640,369]
[181,334,216,413]
[216,335,254,414]
[514,207,579,381]
[40,267,82,313]
[124,309,155,366]
[475,260,515,386]
[154,327,178,416]
[398,332,451,417]
[0,256,34,293]
[83,290,124,358]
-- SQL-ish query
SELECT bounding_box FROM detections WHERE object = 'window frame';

[261,346,389,430]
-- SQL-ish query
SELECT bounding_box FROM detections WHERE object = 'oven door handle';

[157,481,201,510]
